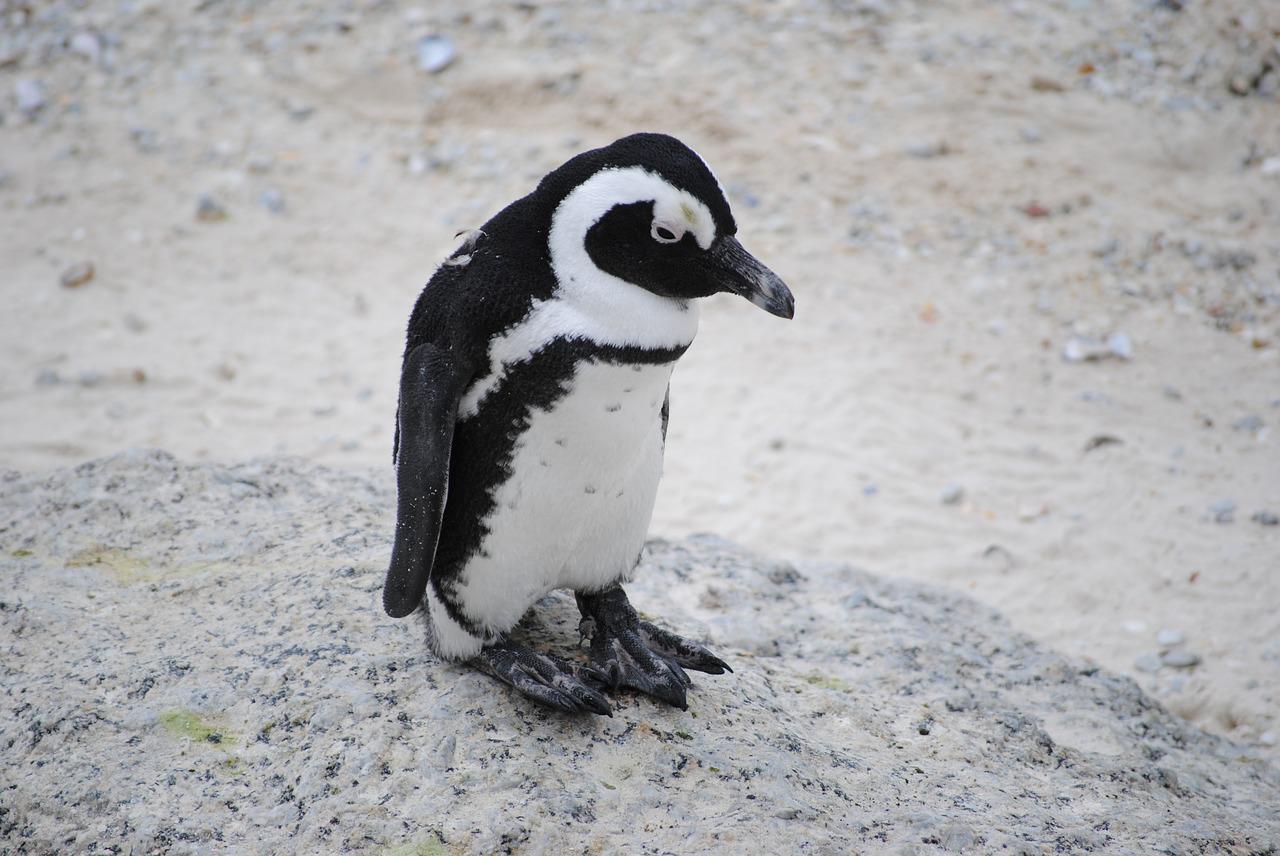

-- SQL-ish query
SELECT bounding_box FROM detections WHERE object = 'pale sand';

[1,1,1277,754]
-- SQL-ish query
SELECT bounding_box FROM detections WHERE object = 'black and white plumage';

[383,133,793,715]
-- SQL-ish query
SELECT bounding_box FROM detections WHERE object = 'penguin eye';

[651,223,681,244]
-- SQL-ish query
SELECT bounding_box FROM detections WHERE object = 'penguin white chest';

[453,357,675,633]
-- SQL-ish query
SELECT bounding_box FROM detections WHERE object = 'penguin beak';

[704,236,795,319]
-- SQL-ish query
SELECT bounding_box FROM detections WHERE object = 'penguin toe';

[637,619,733,675]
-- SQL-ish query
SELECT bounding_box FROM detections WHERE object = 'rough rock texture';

[2,451,1278,855]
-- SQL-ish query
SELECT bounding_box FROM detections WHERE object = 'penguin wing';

[383,342,473,618]
[660,386,670,442]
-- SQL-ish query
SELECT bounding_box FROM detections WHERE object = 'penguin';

[383,133,793,715]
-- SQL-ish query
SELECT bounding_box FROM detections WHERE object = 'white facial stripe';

[551,165,716,252]
[458,166,708,420]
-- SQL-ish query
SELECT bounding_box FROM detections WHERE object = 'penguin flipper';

[383,342,472,619]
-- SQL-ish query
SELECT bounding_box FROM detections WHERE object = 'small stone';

[68,31,102,64]
[1030,76,1066,92]
[1260,731,1277,747]
[1083,434,1123,452]
[862,483,878,497]
[1251,510,1279,527]
[1019,126,1043,143]
[1259,157,1280,177]
[1231,415,1264,433]
[259,187,285,213]
[1121,620,1147,635]
[123,313,148,333]
[284,99,314,121]
[60,261,94,288]
[1208,499,1236,523]
[15,79,46,116]
[196,195,228,223]
[1156,629,1185,648]
[904,140,948,159]
[416,35,456,74]
[1106,331,1133,359]
[1160,650,1200,669]
[1134,653,1162,673]
[1162,386,1182,401]
[939,484,964,505]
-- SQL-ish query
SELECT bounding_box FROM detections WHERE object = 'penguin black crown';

[383,133,794,715]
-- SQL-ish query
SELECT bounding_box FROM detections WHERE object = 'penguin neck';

[545,168,701,352]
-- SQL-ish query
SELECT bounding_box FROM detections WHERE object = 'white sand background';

[2,1,1277,755]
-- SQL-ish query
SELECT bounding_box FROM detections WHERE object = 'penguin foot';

[576,586,731,710]
[473,639,612,716]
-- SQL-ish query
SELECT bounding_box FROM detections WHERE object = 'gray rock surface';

[2,450,1277,854]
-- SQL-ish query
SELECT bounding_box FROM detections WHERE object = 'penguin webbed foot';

[576,587,730,710]
[473,640,612,716]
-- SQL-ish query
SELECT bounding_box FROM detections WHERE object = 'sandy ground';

[2,0,1278,758]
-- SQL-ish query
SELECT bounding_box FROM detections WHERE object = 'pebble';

[1160,650,1200,669]
[259,187,285,213]
[60,261,95,288]
[1156,629,1185,648]
[15,78,46,116]
[1207,499,1236,523]
[904,140,948,159]
[1134,653,1162,673]
[1121,620,1147,635]
[1251,510,1279,527]
[939,484,964,505]
[196,195,228,222]
[1106,331,1133,359]
[69,31,102,64]
[1062,332,1133,362]
[1231,415,1264,433]
[416,35,456,73]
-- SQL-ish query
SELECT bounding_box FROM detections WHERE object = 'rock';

[14,78,46,116]
[416,34,456,73]
[1160,650,1201,669]
[1208,499,1236,524]
[258,187,285,214]
[68,31,102,64]
[1106,331,1134,359]
[1063,332,1133,362]
[1232,415,1264,433]
[1083,434,1123,452]
[59,261,95,288]
[195,195,227,223]
[1252,511,1279,527]
[1134,653,1163,673]
[905,140,949,159]
[1,453,1277,853]
[1030,76,1066,92]
[1156,629,1186,648]
[939,484,964,505]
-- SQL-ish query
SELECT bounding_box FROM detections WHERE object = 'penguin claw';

[638,619,733,675]
[474,640,612,716]
[576,587,726,710]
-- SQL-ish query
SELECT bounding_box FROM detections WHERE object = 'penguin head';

[543,133,794,319]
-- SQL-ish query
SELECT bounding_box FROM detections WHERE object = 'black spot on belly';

[605,403,622,413]
[584,485,597,495]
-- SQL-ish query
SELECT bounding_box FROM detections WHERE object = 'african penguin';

[383,133,793,715]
